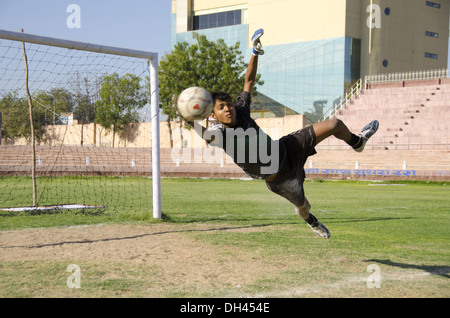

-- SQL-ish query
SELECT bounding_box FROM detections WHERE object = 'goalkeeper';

[185,29,379,239]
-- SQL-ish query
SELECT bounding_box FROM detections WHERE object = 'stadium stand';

[313,78,450,180]
[1,79,448,181]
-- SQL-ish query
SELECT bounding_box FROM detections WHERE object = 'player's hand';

[251,28,264,55]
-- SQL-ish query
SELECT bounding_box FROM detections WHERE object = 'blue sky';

[0,0,172,59]
[0,1,449,67]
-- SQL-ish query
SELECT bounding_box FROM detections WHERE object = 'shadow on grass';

[0,223,272,250]
[160,211,301,225]
[365,259,450,278]
[323,216,415,224]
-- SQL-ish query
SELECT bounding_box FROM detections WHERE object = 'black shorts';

[265,125,317,207]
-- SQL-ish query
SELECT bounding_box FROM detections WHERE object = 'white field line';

[246,269,448,298]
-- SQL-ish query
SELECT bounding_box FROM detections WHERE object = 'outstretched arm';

[244,29,264,95]
[243,54,258,94]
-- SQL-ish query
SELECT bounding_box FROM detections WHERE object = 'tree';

[96,73,148,147]
[0,91,48,143]
[156,33,264,147]
[72,76,100,125]
[0,86,77,144]
[34,88,74,124]
[72,77,99,146]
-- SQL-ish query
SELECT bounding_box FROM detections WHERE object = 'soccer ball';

[177,87,213,121]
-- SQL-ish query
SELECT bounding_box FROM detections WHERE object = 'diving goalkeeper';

[184,29,379,239]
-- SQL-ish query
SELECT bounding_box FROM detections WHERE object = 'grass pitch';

[0,177,449,298]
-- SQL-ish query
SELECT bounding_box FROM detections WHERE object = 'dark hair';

[211,91,232,103]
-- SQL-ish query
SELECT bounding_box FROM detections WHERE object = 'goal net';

[0,29,161,218]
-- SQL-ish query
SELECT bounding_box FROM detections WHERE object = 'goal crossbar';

[0,29,158,60]
[0,29,161,219]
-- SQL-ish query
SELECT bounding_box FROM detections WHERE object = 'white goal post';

[0,29,161,219]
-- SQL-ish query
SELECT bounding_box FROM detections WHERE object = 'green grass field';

[0,176,449,298]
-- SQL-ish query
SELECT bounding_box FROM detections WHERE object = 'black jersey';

[205,91,281,179]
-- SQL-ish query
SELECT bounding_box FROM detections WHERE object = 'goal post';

[0,29,161,218]
[149,57,161,219]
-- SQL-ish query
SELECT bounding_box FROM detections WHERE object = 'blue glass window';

[193,10,242,30]
[426,1,441,9]
[425,52,438,59]
[425,31,439,38]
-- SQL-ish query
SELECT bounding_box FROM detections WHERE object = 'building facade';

[171,0,449,117]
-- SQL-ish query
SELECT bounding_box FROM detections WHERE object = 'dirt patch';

[1,223,448,298]
[0,223,276,291]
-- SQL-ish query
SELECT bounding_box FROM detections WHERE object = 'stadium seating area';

[0,79,448,181]
[313,78,450,180]
[319,79,449,149]
[0,145,245,178]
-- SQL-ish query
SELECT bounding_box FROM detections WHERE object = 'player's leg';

[294,197,311,220]
[295,198,330,239]
[313,117,379,152]
[266,175,330,239]
[313,117,355,144]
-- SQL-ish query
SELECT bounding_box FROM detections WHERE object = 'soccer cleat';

[306,213,331,239]
[353,120,379,152]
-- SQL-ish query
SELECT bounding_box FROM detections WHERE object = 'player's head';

[210,92,236,127]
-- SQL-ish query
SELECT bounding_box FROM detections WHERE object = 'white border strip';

[1,204,105,212]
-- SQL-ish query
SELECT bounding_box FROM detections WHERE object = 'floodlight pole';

[150,57,161,219]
